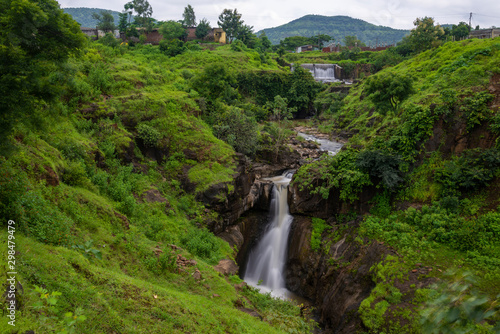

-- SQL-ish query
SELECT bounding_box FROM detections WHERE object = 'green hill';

[260,14,410,46]
[63,7,123,28]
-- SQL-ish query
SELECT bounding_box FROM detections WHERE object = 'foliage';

[136,123,161,147]
[293,148,372,202]
[450,22,471,41]
[125,0,153,29]
[388,104,436,162]
[435,148,500,196]
[182,4,196,27]
[364,72,415,113]
[421,272,500,334]
[159,20,187,41]
[356,150,403,190]
[211,106,259,155]
[0,0,86,147]
[180,227,229,265]
[159,39,187,57]
[404,17,445,54]
[190,63,238,104]
[32,285,87,334]
[310,218,330,251]
[92,10,116,33]
[344,35,365,47]
[196,18,211,40]
[460,91,494,131]
[314,89,347,115]
[218,8,244,43]
[72,239,103,261]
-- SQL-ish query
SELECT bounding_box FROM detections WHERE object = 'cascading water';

[300,64,339,83]
[243,173,294,299]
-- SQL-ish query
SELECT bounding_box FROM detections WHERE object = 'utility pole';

[469,12,473,30]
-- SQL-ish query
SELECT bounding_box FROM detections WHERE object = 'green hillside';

[63,7,123,28]
[260,15,410,46]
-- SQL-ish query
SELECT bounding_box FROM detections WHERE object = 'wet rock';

[192,269,202,281]
[286,218,391,332]
[141,189,168,203]
[238,307,262,320]
[214,259,239,276]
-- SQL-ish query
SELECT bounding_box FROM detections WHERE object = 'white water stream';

[243,174,294,299]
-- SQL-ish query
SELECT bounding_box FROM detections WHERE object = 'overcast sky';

[57,0,500,32]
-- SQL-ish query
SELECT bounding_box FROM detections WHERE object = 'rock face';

[285,217,393,333]
[288,179,377,219]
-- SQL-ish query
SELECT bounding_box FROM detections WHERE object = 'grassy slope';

[0,44,312,333]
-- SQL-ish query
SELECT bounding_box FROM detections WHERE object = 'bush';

[211,106,259,155]
[310,218,329,251]
[159,39,187,57]
[435,148,500,195]
[356,150,403,190]
[364,72,414,113]
[180,227,224,264]
[136,123,161,147]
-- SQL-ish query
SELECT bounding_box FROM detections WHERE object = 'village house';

[469,28,500,39]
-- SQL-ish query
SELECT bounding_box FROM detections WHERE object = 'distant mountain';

[63,7,123,28]
[259,15,410,46]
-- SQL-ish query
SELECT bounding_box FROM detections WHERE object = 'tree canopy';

[196,18,211,40]
[125,0,153,29]
[0,0,86,148]
[159,20,187,41]
[218,9,244,43]
[182,5,196,27]
[92,10,116,33]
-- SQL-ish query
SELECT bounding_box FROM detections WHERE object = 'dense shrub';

[435,148,500,195]
[180,227,225,264]
[356,150,403,190]
[137,123,161,147]
[159,39,187,57]
[211,106,259,155]
[364,72,414,113]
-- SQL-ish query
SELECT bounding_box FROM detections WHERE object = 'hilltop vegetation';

[260,15,410,46]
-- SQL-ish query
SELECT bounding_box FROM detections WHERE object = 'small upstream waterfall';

[244,174,294,299]
[300,64,339,82]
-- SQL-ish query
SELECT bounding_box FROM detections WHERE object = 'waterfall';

[300,64,339,83]
[243,174,293,299]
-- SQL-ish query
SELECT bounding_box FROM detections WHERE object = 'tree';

[235,24,255,46]
[217,9,243,43]
[407,17,445,53]
[315,34,332,48]
[195,18,211,40]
[0,0,86,148]
[344,35,365,47]
[92,11,116,33]
[182,5,196,27]
[159,21,187,41]
[118,12,129,34]
[364,72,415,113]
[260,32,272,50]
[125,0,153,28]
[451,22,471,40]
